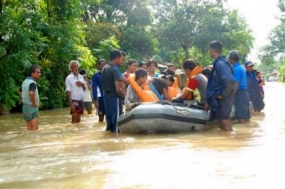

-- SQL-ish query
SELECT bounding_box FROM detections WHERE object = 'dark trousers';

[104,95,122,133]
[210,93,234,120]
[234,90,251,120]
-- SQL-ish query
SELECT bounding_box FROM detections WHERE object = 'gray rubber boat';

[118,102,210,133]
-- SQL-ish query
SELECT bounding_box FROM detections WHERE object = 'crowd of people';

[19,40,265,132]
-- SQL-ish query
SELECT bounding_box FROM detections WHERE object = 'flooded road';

[0,82,285,189]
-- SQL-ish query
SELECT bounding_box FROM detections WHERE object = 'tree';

[153,0,254,65]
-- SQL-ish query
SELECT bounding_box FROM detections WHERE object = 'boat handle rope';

[160,100,203,115]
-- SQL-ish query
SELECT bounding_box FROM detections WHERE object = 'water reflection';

[0,82,284,188]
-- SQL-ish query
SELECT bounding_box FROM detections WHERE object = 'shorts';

[23,104,39,121]
[210,94,234,120]
[70,100,84,114]
[84,101,92,111]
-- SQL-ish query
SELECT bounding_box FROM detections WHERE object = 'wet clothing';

[83,102,92,111]
[23,105,39,121]
[104,95,122,132]
[102,63,123,132]
[97,97,105,116]
[21,77,39,121]
[234,90,251,120]
[70,100,84,114]
[247,71,265,111]
[207,56,235,120]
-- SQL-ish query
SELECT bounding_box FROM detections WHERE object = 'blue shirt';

[232,62,247,90]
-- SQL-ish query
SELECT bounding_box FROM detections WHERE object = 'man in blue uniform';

[206,41,236,131]
[245,61,265,112]
[228,51,251,123]
[92,59,106,122]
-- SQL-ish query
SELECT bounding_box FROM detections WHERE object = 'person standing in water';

[79,69,93,114]
[20,65,41,130]
[65,60,86,123]
[206,41,236,131]
[92,59,106,122]
[102,50,125,132]
[228,50,251,123]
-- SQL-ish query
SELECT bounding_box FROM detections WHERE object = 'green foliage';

[92,36,121,61]
[0,0,255,111]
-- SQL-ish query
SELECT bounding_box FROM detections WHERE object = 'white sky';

[226,0,281,62]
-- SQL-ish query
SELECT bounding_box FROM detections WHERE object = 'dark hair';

[228,50,240,62]
[210,40,223,53]
[121,51,126,57]
[201,68,211,77]
[110,49,122,60]
[166,75,175,83]
[135,68,148,81]
[256,71,261,76]
[98,59,106,65]
[182,59,197,71]
[128,59,137,66]
[147,59,158,67]
[162,68,175,76]
[28,65,40,76]
[79,69,86,75]
[139,62,147,67]
[167,64,174,68]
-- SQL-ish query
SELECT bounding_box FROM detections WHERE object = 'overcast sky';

[226,0,281,62]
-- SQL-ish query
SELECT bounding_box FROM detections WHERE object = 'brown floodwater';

[0,82,285,189]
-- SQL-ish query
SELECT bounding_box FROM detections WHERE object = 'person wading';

[206,41,236,131]
[20,65,41,130]
[65,60,86,123]
[102,50,125,133]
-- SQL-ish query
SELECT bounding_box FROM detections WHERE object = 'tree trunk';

[182,44,189,59]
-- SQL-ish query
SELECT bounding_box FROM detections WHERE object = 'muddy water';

[0,82,285,189]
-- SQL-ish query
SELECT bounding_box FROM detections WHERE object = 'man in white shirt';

[79,70,93,114]
[65,60,86,123]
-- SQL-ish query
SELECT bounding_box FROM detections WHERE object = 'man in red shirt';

[172,59,207,106]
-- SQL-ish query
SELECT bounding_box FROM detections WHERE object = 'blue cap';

[245,61,253,67]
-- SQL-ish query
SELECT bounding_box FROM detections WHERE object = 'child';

[165,75,179,99]
[125,69,148,111]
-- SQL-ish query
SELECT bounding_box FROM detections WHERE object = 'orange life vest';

[172,77,180,90]
[168,87,179,99]
[128,74,159,102]
[180,66,203,100]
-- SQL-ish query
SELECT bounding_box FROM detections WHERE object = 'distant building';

[268,69,279,82]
